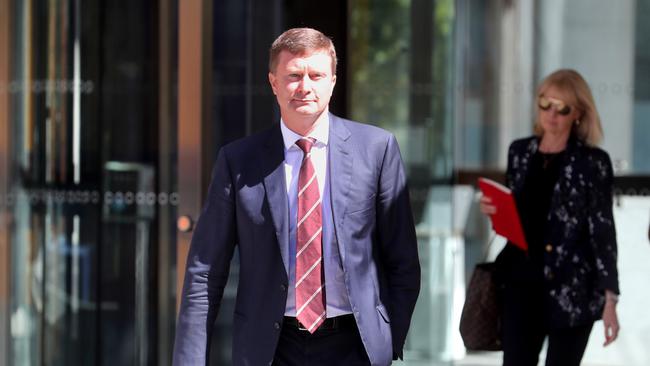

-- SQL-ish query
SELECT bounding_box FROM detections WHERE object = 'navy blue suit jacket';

[173,114,421,365]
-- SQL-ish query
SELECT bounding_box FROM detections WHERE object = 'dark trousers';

[273,315,371,366]
[501,282,593,366]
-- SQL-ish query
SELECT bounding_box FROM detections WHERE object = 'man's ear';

[268,72,277,95]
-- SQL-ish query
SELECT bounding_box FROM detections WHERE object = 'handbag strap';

[481,232,498,262]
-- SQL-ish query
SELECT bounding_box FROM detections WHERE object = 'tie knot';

[296,138,316,154]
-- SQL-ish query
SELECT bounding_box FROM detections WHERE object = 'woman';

[480,69,620,366]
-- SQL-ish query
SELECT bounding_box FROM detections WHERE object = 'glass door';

[4,0,177,365]
[348,1,459,363]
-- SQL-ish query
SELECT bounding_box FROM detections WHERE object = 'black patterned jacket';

[497,135,620,328]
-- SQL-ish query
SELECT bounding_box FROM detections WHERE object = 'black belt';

[283,314,356,331]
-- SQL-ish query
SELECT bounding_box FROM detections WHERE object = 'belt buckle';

[297,321,309,331]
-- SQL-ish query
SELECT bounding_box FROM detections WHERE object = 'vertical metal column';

[176,0,213,313]
[0,0,12,365]
[135,220,150,366]
[157,0,175,364]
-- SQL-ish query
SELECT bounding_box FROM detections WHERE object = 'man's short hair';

[269,28,337,74]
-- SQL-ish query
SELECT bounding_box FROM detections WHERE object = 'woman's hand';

[479,195,497,215]
[602,290,620,346]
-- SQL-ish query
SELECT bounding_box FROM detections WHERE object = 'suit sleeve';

[376,134,421,360]
[173,148,237,366]
[587,150,620,295]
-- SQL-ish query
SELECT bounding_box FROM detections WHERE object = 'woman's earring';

[575,119,581,126]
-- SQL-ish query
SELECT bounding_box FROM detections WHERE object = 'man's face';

[268,50,336,121]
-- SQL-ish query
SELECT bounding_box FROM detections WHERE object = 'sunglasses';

[538,96,572,116]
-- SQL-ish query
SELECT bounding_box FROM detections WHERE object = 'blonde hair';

[269,28,337,74]
[533,69,603,146]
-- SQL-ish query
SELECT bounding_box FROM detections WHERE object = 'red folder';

[478,177,528,251]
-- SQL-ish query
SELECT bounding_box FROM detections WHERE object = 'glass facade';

[1,0,649,365]
[348,1,460,361]
[2,0,177,364]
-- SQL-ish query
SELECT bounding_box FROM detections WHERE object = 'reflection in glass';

[349,0,459,363]
[7,0,171,364]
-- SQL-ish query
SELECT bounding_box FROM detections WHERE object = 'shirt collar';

[279,115,330,151]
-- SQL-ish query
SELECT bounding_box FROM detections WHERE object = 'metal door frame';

[176,0,213,312]
[0,0,12,364]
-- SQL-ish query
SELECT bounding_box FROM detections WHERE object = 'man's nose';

[297,75,312,92]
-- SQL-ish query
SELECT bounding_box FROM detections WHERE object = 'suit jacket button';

[545,244,553,252]
[280,284,287,292]
[274,322,281,330]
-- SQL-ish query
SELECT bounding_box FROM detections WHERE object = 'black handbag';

[459,237,502,351]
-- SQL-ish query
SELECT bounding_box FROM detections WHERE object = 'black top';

[517,150,566,279]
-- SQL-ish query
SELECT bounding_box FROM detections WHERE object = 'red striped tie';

[295,138,326,333]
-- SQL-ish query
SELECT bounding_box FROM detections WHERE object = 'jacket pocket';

[376,304,390,323]
[346,194,376,215]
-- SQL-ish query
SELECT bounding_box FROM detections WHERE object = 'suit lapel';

[261,126,290,275]
[328,114,353,264]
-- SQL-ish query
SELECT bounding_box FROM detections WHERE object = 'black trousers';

[501,282,593,366]
[273,315,371,366]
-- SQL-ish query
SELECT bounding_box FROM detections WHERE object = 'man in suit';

[173,27,420,366]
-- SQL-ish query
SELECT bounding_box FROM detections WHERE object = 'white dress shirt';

[280,117,352,317]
